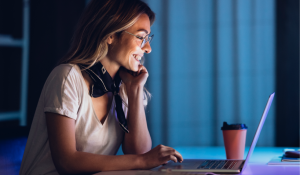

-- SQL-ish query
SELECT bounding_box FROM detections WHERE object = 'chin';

[130,67,139,72]
[128,57,141,72]
[128,63,140,72]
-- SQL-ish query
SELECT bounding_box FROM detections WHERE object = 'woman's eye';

[137,35,144,39]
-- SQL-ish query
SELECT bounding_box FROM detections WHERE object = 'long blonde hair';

[59,0,155,107]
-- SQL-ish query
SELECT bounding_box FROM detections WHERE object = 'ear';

[107,34,114,45]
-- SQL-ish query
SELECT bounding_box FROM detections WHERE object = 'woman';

[20,0,183,174]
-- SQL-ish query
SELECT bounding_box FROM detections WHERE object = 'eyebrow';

[137,29,150,34]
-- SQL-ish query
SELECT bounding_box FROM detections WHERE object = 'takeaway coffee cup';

[221,122,248,159]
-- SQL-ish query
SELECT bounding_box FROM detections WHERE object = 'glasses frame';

[124,31,154,48]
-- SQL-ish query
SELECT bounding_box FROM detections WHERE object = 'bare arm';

[46,112,183,174]
[46,112,143,174]
[119,66,152,154]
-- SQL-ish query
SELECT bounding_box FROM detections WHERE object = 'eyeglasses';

[124,31,154,48]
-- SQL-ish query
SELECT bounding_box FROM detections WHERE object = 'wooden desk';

[95,147,300,175]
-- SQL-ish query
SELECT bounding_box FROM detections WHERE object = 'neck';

[99,57,120,79]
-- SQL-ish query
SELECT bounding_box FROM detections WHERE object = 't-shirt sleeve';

[43,65,82,120]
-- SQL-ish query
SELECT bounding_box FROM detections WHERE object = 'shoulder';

[43,64,84,120]
[46,64,83,85]
[50,64,81,79]
[44,64,84,93]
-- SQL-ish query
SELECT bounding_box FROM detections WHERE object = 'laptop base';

[153,159,244,174]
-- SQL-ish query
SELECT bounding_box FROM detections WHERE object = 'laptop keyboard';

[197,160,238,169]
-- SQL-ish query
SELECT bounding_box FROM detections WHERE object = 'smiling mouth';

[133,54,142,62]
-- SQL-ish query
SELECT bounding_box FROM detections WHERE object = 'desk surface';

[95,147,300,175]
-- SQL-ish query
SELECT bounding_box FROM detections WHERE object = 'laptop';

[155,92,275,174]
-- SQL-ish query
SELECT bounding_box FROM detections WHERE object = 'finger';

[161,149,176,157]
[162,145,177,152]
[137,65,142,74]
[160,154,175,164]
[168,155,178,163]
[139,67,143,74]
[140,65,148,73]
[161,148,183,163]
[174,150,184,162]
[155,144,174,153]
[158,146,176,155]
[154,144,165,150]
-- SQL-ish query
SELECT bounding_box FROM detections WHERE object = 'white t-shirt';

[20,64,125,175]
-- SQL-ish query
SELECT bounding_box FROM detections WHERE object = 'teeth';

[133,54,141,61]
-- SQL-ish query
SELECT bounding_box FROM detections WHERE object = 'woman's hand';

[119,65,148,88]
[140,144,183,169]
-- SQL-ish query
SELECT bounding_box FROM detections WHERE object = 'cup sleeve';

[43,65,81,120]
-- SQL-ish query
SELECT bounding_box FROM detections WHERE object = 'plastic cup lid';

[221,121,248,130]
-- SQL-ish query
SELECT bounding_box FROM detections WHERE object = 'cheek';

[124,44,137,60]
[115,37,141,69]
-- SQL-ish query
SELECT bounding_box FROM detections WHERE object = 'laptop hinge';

[239,161,245,170]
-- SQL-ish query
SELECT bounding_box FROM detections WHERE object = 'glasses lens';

[148,35,153,44]
[141,35,154,48]
[141,39,146,48]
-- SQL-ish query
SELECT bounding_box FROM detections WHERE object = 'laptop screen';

[241,93,275,172]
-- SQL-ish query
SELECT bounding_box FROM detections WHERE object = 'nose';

[142,41,152,54]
